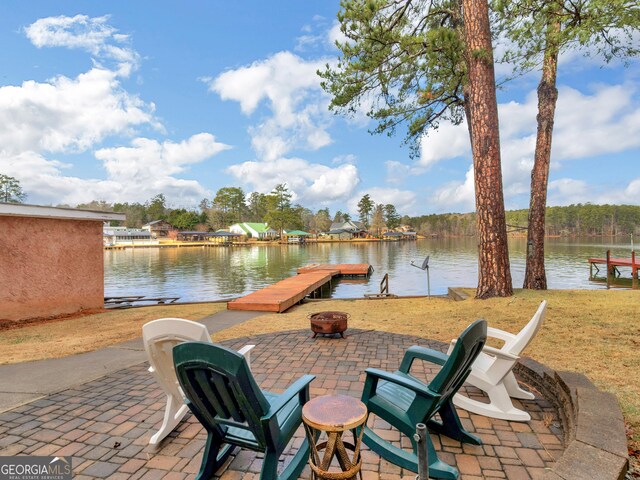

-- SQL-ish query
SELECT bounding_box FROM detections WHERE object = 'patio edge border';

[515,358,629,480]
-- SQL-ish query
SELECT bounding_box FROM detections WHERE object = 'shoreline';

[103,233,635,250]
[103,237,419,249]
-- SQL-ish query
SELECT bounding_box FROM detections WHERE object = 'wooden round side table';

[302,394,368,480]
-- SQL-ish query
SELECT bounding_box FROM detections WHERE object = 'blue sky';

[1,1,639,217]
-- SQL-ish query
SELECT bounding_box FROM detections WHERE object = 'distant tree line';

[406,204,640,237]
[11,169,637,238]
[75,184,405,236]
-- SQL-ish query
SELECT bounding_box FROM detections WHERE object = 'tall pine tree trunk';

[523,19,560,290]
[462,0,513,298]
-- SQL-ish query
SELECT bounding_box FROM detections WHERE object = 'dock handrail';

[380,273,389,295]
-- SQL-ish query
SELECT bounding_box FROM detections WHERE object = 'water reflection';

[104,237,635,302]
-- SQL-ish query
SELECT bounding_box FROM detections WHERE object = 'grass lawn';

[0,303,226,364]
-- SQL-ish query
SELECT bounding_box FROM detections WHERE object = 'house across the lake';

[211,230,244,244]
[382,231,404,240]
[176,230,243,244]
[382,230,417,241]
[326,220,368,240]
[283,230,310,243]
[176,231,217,242]
[103,226,156,246]
[142,219,174,238]
[229,222,278,240]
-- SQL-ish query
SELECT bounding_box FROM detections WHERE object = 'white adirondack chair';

[142,318,255,445]
[448,300,547,422]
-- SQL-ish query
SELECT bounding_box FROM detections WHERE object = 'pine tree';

[265,184,294,237]
[384,204,401,229]
[0,174,26,203]
[322,0,513,297]
[357,194,374,229]
[462,0,512,297]
[495,0,640,290]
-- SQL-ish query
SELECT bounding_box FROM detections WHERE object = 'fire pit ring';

[308,311,350,338]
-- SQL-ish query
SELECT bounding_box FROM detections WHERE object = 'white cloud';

[96,133,230,182]
[2,134,228,206]
[0,16,229,207]
[209,50,356,208]
[557,30,640,71]
[553,84,640,159]
[93,133,229,204]
[306,164,360,203]
[419,122,470,167]
[386,161,410,185]
[24,15,139,75]
[1,151,69,178]
[493,28,640,82]
[26,14,119,52]
[624,178,640,198]
[327,20,348,48]
[420,82,640,210]
[492,33,520,80]
[0,151,121,206]
[547,178,590,205]
[294,19,348,52]
[431,167,476,213]
[546,176,640,207]
[295,33,324,52]
[385,160,426,185]
[0,68,157,155]
[227,157,360,204]
[332,154,358,165]
[208,51,333,161]
[347,187,417,215]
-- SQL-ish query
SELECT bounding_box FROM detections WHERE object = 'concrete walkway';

[0,310,263,412]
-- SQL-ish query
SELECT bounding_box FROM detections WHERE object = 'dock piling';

[590,251,639,289]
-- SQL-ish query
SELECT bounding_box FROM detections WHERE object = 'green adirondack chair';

[173,341,316,480]
[361,319,487,480]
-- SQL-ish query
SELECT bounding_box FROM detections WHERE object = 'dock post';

[606,250,612,289]
[633,251,637,290]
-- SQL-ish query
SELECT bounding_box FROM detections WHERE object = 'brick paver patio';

[0,329,564,479]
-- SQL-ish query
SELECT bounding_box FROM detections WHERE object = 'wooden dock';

[589,250,638,289]
[228,264,372,313]
[296,263,373,276]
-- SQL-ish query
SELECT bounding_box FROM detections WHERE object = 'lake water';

[104,237,636,302]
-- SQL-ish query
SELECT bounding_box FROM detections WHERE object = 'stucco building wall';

[0,205,124,323]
